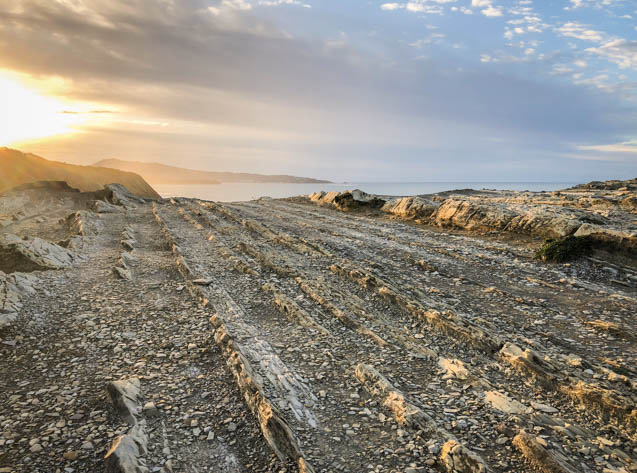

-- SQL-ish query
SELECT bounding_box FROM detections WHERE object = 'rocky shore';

[0,180,635,473]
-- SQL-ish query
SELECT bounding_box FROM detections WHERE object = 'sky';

[0,0,636,182]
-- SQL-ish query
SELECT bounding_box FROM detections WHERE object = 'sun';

[0,73,87,146]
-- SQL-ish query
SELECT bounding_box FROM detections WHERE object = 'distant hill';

[94,159,331,185]
[0,148,160,199]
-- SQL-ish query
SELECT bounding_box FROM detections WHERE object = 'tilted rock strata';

[0,233,77,272]
[2,183,636,473]
[309,185,637,253]
[152,203,315,472]
[0,271,37,328]
[104,378,149,473]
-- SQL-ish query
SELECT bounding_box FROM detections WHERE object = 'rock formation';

[0,181,635,473]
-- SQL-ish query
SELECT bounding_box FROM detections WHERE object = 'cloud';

[221,0,252,11]
[577,140,637,153]
[557,22,605,42]
[470,0,502,17]
[258,0,310,6]
[409,32,445,48]
[586,39,637,69]
[0,0,634,180]
[552,64,573,75]
[481,5,502,16]
[379,1,446,14]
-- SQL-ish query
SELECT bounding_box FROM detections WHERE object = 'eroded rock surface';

[0,233,77,273]
[1,182,635,473]
[309,179,637,256]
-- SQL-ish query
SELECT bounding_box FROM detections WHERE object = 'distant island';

[0,148,159,199]
[94,159,331,185]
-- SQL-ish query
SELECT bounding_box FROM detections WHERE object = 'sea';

[153,182,577,202]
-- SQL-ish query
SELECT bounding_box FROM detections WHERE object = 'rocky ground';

[0,181,635,473]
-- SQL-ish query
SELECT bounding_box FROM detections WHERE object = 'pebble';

[63,451,78,461]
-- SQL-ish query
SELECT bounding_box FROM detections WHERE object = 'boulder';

[382,196,438,220]
[573,223,636,252]
[91,200,122,214]
[65,211,99,236]
[310,190,386,210]
[0,271,37,328]
[107,378,143,425]
[104,424,149,473]
[0,233,76,273]
[484,391,527,414]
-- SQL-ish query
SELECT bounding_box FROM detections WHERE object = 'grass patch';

[535,236,594,263]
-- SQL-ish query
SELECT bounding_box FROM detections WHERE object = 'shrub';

[535,236,593,263]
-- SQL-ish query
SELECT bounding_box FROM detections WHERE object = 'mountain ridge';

[0,148,160,199]
[94,158,331,185]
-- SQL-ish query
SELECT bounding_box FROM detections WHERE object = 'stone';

[438,358,470,380]
[531,401,558,413]
[63,450,78,461]
[192,278,212,286]
[114,266,132,281]
[107,378,143,425]
[105,423,149,473]
[0,233,77,272]
[142,402,158,418]
[484,391,527,414]
[91,200,122,214]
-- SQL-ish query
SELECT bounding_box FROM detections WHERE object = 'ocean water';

[153,181,577,202]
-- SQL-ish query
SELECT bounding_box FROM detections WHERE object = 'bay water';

[153,181,576,202]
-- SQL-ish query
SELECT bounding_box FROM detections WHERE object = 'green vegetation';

[535,235,594,263]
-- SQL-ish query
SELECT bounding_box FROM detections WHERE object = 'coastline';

[1,180,635,473]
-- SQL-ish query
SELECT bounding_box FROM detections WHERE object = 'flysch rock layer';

[0,271,37,328]
[1,181,636,473]
[0,233,77,273]
[104,378,149,473]
[308,179,637,254]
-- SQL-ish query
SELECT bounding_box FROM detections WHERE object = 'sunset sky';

[1,0,636,181]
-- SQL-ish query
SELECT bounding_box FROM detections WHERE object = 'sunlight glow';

[0,73,87,146]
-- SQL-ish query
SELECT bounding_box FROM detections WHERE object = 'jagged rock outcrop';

[105,378,149,473]
[381,196,438,220]
[0,271,37,328]
[65,210,100,236]
[0,233,77,273]
[309,189,385,210]
[107,378,143,425]
[512,430,580,473]
[91,200,122,214]
[355,363,490,473]
[308,181,637,256]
